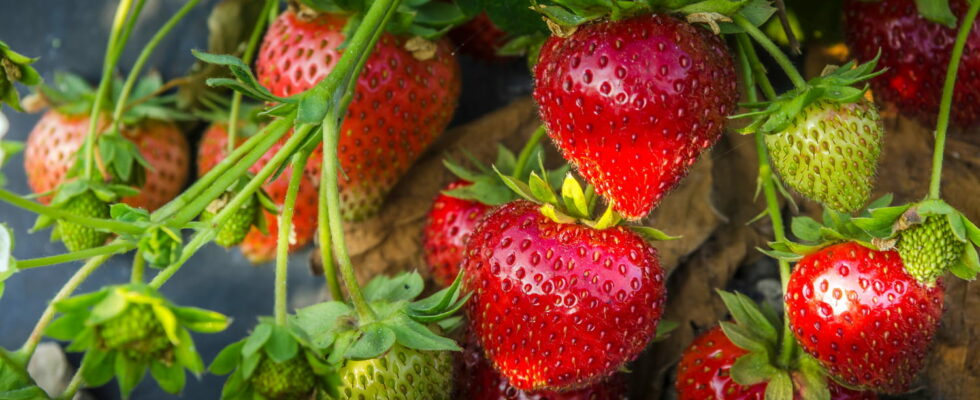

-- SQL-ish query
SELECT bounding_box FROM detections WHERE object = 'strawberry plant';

[1,0,979,399]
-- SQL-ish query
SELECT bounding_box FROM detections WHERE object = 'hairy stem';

[18,255,110,358]
[16,241,134,269]
[513,125,548,178]
[275,151,311,325]
[929,1,980,199]
[736,38,798,369]
[733,14,806,90]
[0,189,143,235]
[318,181,343,301]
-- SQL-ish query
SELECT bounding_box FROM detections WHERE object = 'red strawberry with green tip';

[786,242,944,394]
[844,0,980,129]
[255,8,461,221]
[463,174,668,391]
[533,13,737,220]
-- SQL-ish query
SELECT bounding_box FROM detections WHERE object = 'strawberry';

[463,198,666,391]
[422,180,493,287]
[98,303,172,363]
[843,0,980,129]
[24,110,189,210]
[533,13,737,220]
[449,13,512,61]
[54,189,110,251]
[764,99,883,213]
[786,242,944,394]
[336,344,453,400]
[676,325,877,400]
[255,9,461,221]
[201,190,259,248]
[897,215,965,285]
[196,124,318,263]
[458,341,628,400]
[250,356,317,399]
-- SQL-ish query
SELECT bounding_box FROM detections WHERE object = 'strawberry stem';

[733,14,806,90]
[929,0,980,200]
[275,150,312,326]
[227,0,277,154]
[16,241,134,269]
[318,180,344,301]
[735,37,799,370]
[513,125,548,178]
[57,372,84,400]
[111,0,202,129]
[0,189,143,235]
[83,0,142,180]
[17,255,111,360]
[131,247,145,283]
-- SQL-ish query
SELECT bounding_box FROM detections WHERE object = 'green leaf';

[410,271,463,315]
[791,217,823,242]
[442,159,483,182]
[264,325,299,363]
[173,306,230,333]
[297,86,330,124]
[240,350,261,380]
[45,312,87,341]
[483,0,549,36]
[388,316,461,352]
[915,0,956,27]
[410,292,471,323]
[150,360,186,394]
[209,340,244,375]
[115,353,147,398]
[293,301,354,349]
[242,323,273,358]
[730,351,778,386]
[363,272,425,303]
[80,348,116,387]
[719,0,777,34]
[766,371,795,400]
[345,324,396,360]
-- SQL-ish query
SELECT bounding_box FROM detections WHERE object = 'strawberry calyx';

[764,195,895,261]
[46,283,229,397]
[291,0,470,40]
[735,53,884,135]
[915,0,959,28]
[210,318,332,400]
[527,0,774,35]
[716,290,847,400]
[442,143,568,207]
[0,40,41,112]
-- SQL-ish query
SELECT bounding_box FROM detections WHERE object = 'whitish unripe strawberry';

[336,344,453,400]
[765,99,883,213]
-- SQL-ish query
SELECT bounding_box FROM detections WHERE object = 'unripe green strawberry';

[898,215,964,285]
[250,356,317,400]
[336,344,453,400]
[201,194,258,247]
[765,99,883,213]
[56,190,110,251]
[98,304,171,363]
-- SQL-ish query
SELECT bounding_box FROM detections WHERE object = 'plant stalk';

[733,14,806,90]
[131,247,145,283]
[275,150,311,325]
[0,189,143,235]
[513,125,548,178]
[16,241,133,269]
[227,0,275,153]
[929,1,980,199]
[318,182,343,301]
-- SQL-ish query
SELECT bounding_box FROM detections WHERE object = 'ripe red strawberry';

[449,13,511,61]
[844,0,980,128]
[458,343,628,400]
[422,180,493,287]
[676,326,877,400]
[256,9,461,221]
[462,200,666,391]
[24,110,189,210]
[533,14,737,220]
[786,242,945,394]
[196,124,318,263]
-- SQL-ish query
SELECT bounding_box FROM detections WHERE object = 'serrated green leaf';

[209,340,244,375]
[389,316,461,352]
[115,352,147,397]
[150,360,186,394]
[730,351,778,386]
[345,324,396,360]
[766,371,794,400]
[80,348,115,387]
[242,323,273,358]
[264,325,300,363]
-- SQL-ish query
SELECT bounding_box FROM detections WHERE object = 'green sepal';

[150,360,186,394]
[345,324,396,360]
[630,226,680,242]
[716,290,777,344]
[243,323,274,359]
[115,350,148,398]
[193,50,293,105]
[915,0,957,28]
[766,371,795,400]
[265,324,300,363]
[388,316,461,351]
[734,52,884,135]
[363,271,425,303]
[795,354,831,400]
[730,351,779,386]
[80,348,116,387]
[292,302,356,350]
[716,0,777,34]
[139,225,183,268]
[651,319,679,343]
[0,40,41,112]
[442,144,566,206]
[210,340,246,375]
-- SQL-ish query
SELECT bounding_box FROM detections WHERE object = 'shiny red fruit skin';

[25,110,189,210]
[676,326,877,400]
[844,0,980,129]
[462,200,666,391]
[449,13,511,61]
[422,180,492,287]
[533,14,737,220]
[256,10,461,220]
[786,242,944,394]
[458,343,628,400]
[196,124,318,263]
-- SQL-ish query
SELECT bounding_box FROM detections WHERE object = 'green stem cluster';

[929,1,980,199]
[227,0,276,152]
[733,14,806,90]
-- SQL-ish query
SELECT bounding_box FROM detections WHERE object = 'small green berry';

[898,215,964,285]
[57,190,110,251]
[250,355,316,400]
[99,304,171,363]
